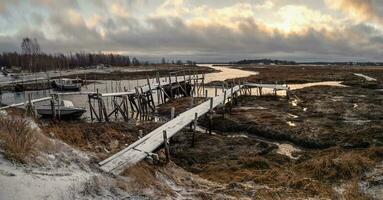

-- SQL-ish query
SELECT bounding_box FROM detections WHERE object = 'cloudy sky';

[1,0,383,62]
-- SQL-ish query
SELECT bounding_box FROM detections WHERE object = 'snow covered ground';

[0,115,135,200]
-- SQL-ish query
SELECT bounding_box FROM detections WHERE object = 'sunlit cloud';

[325,0,383,25]
[0,0,382,62]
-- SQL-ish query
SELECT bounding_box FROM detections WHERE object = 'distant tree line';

[234,59,297,65]
[234,59,383,66]
[0,38,198,72]
[160,57,196,65]
[0,37,139,72]
[0,52,139,72]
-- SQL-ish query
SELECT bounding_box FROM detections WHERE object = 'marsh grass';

[0,115,37,163]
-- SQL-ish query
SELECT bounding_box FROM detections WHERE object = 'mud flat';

[156,77,383,198]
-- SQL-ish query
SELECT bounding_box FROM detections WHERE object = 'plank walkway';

[99,85,241,174]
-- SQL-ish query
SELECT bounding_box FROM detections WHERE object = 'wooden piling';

[209,98,213,135]
[163,130,170,163]
[170,107,175,119]
[192,113,197,147]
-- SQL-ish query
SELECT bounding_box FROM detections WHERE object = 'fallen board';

[99,85,241,174]
[245,83,289,90]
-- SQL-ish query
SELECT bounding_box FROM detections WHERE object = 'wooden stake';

[192,113,197,147]
[163,130,170,163]
[170,107,175,119]
[209,98,213,135]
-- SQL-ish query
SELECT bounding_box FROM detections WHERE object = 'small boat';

[36,100,86,118]
[53,78,82,91]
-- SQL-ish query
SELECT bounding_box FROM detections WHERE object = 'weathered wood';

[171,107,175,119]
[99,85,241,174]
[0,96,52,110]
[192,112,197,147]
[163,130,170,163]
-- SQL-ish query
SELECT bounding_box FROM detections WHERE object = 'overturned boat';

[36,100,86,118]
[53,78,82,91]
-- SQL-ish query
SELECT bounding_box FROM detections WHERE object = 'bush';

[0,115,37,163]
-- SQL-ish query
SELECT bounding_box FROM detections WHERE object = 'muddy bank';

[233,65,383,88]
[63,65,218,80]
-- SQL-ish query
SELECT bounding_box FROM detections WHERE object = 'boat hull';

[36,106,86,119]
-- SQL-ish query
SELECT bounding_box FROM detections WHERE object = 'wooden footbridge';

[99,85,242,174]
[0,72,290,175]
[98,81,291,174]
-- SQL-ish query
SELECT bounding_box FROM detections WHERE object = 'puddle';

[234,106,257,111]
[287,113,299,118]
[286,121,296,127]
[275,143,301,159]
[291,99,298,106]
[332,96,344,101]
[343,117,371,125]
[227,134,249,138]
[289,81,347,90]
[354,73,377,81]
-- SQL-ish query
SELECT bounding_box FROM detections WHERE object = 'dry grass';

[0,115,37,163]
[297,149,376,183]
[42,121,160,160]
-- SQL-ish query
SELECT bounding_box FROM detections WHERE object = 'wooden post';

[230,86,233,112]
[169,74,173,100]
[26,93,32,117]
[163,130,170,163]
[135,87,143,113]
[50,97,56,120]
[170,107,175,119]
[205,89,208,98]
[190,95,194,108]
[192,113,197,147]
[209,98,213,135]
[147,76,155,108]
[139,130,143,138]
[57,94,61,120]
[215,86,218,97]
[202,73,205,96]
[222,91,227,117]
[156,73,161,104]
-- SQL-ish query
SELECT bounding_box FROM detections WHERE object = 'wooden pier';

[87,73,202,122]
[99,85,242,174]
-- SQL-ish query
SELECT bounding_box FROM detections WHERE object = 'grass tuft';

[0,115,37,163]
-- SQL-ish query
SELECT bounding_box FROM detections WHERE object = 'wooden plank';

[0,97,52,110]
[245,83,289,90]
[99,85,241,174]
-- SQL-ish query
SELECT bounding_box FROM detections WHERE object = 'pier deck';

[99,85,241,174]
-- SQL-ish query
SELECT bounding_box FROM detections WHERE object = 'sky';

[1,0,383,62]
